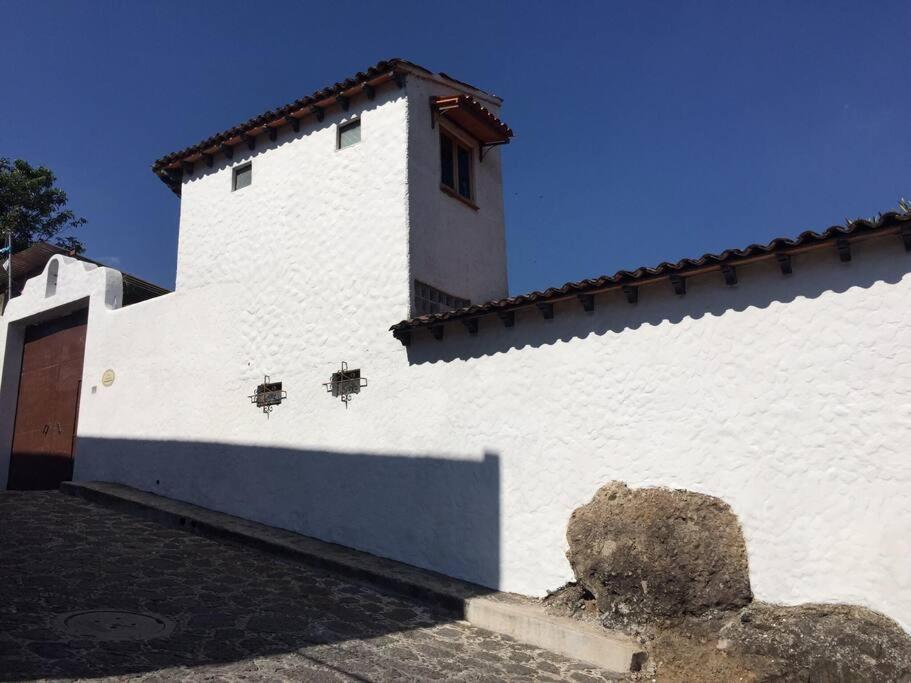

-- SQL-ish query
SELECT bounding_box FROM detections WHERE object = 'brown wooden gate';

[7,308,88,490]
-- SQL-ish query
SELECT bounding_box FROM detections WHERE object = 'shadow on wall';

[405,237,911,364]
[0,469,498,682]
[74,438,500,590]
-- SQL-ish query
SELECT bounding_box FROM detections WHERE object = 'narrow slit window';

[45,260,59,298]
[232,163,252,191]
[440,132,454,189]
[457,145,471,199]
[338,119,361,149]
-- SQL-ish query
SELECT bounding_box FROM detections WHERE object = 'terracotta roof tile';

[390,211,911,335]
[151,58,497,194]
[432,95,513,143]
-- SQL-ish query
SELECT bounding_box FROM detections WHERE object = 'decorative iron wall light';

[249,375,287,416]
[324,362,367,408]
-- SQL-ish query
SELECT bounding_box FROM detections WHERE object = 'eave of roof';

[432,95,513,145]
[390,211,911,340]
[151,58,499,195]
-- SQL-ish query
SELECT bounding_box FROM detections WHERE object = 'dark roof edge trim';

[152,59,500,195]
[390,211,911,332]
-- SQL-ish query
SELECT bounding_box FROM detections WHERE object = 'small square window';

[232,163,252,191]
[338,119,361,149]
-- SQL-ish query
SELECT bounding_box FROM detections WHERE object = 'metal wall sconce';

[249,375,287,416]
[324,362,367,408]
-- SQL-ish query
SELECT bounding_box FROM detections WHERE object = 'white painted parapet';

[0,256,122,489]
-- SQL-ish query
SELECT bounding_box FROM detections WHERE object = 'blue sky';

[2,1,909,293]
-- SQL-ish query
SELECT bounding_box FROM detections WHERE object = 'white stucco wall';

[406,75,509,307]
[69,228,911,632]
[3,72,910,633]
[395,235,911,623]
[0,255,122,489]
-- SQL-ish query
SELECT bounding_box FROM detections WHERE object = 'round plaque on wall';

[101,369,115,387]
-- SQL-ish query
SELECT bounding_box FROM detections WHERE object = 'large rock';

[652,602,911,682]
[566,482,752,621]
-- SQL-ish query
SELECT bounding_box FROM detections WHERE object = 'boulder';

[652,602,911,682]
[566,482,752,621]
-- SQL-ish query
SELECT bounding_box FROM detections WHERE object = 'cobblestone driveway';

[0,491,618,682]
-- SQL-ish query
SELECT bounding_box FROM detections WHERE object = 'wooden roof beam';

[284,115,301,133]
[393,329,411,347]
[578,293,595,312]
[670,274,686,296]
[836,238,851,262]
[901,225,911,251]
[776,253,792,275]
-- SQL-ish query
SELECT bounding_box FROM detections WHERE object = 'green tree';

[0,158,86,254]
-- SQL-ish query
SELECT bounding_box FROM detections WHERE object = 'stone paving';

[0,491,622,682]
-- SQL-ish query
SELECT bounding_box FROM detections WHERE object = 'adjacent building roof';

[152,58,501,194]
[4,242,170,306]
[390,211,911,342]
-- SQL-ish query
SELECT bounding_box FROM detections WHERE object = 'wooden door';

[7,308,88,490]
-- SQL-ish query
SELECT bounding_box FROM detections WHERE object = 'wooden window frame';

[439,123,477,209]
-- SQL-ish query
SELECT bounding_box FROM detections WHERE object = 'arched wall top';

[2,255,123,325]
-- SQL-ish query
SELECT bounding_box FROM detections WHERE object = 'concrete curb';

[60,480,644,673]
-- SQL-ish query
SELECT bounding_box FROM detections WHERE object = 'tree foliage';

[0,158,86,254]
